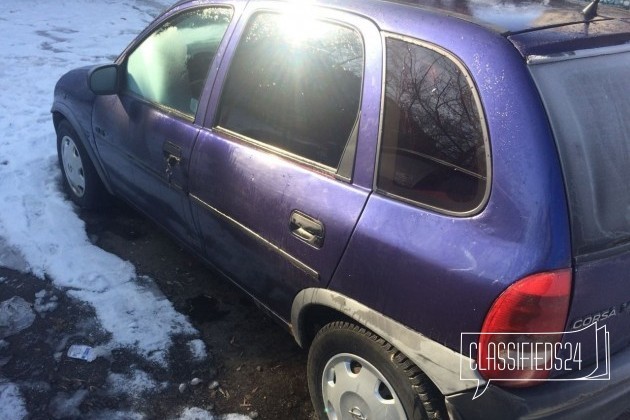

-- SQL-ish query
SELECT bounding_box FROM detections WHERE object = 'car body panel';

[325,1,572,350]
[95,93,201,246]
[189,129,369,317]
[189,2,384,319]
[446,342,630,419]
[91,0,245,249]
[380,0,630,34]
[568,250,630,355]
[526,46,630,368]
[324,0,630,33]
[52,66,115,194]
[51,0,630,417]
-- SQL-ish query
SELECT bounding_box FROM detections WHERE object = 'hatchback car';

[52,0,630,418]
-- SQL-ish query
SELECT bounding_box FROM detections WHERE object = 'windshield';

[530,48,630,255]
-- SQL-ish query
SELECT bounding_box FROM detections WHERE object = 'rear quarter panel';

[327,2,572,350]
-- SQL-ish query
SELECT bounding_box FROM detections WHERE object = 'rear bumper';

[446,344,630,419]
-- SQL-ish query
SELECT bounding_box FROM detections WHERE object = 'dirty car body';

[52,0,630,418]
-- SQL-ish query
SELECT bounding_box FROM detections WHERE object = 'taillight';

[477,269,572,386]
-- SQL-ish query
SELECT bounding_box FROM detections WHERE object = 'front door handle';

[290,210,324,249]
[163,141,182,163]
[163,141,182,184]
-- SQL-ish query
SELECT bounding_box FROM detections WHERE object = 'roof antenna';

[582,0,601,21]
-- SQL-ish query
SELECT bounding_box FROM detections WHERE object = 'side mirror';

[88,64,119,95]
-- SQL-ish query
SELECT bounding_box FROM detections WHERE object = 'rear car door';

[92,5,236,247]
[189,5,383,318]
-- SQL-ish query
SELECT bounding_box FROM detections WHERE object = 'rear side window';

[377,37,488,214]
[217,13,363,170]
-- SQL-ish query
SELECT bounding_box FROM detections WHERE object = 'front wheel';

[56,120,107,209]
[307,321,446,420]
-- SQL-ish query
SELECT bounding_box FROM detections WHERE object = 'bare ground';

[0,199,315,419]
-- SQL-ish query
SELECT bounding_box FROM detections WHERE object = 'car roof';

[380,0,630,34]
[171,0,630,57]
[352,0,630,56]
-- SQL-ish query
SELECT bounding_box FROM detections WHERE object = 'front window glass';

[126,7,233,116]
[378,37,487,213]
[217,13,364,170]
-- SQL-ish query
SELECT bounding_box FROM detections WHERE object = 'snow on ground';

[0,381,27,420]
[107,368,168,396]
[0,0,199,366]
[178,407,252,420]
[0,0,225,418]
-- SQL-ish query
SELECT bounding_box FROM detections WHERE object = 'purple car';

[52,0,630,418]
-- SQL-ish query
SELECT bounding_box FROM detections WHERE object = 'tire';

[56,120,107,209]
[307,321,447,420]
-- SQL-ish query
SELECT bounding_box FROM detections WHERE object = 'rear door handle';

[290,210,324,249]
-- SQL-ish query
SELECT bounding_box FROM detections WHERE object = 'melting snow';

[0,381,27,420]
[0,0,233,418]
[0,0,192,364]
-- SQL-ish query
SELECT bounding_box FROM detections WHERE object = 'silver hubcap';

[322,353,407,420]
[61,135,85,198]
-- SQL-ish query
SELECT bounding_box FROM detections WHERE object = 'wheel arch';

[51,107,114,195]
[291,288,484,395]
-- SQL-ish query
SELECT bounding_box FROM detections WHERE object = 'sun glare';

[277,2,326,46]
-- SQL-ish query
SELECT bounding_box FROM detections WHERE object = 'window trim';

[119,5,235,120]
[375,32,492,217]
[212,10,367,182]
[213,126,339,176]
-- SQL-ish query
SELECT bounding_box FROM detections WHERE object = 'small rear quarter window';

[377,37,488,214]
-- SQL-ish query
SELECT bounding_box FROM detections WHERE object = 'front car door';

[189,4,383,319]
[92,4,237,247]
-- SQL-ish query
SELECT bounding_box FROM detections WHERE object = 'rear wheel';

[56,120,107,208]
[307,321,446,420]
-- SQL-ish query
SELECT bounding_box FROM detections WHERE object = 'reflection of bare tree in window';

[385,39,484,175]
[378,38,486,213]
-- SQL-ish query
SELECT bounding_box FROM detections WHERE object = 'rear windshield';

[530,49,630,255]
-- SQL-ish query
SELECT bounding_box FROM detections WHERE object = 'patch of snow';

[178,407,215,420]
[70,279,196,365]
[177,407,251,420]
[107,369,167,396]
[0,381,27,420]
[34,289,58,315]
[0,1,245,418]
[0,0,195,366]
[188,338,208,362]
[222,413,253,420]
[0,297,36,339]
